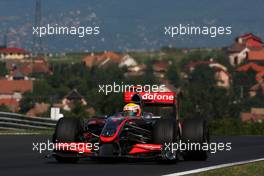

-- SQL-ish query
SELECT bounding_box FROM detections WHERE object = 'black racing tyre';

[53,118,83,163]
[53,118,83,143]
[182,118,209,161]
[153,119,177,144]
[153,119,178,162]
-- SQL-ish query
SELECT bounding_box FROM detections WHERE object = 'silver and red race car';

[50,89,209,163]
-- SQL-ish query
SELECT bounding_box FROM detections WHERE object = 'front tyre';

[53,118,83,163]
[153,119,178,162]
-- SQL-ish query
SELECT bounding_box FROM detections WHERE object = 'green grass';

[128,50,186,64]
[196,161,264,176]
[46,48,225,66]
[209,118,264,136]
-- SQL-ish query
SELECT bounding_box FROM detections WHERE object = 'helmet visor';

[124,110,137,116]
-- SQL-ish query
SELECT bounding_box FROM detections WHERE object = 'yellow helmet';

[123,103,141,116]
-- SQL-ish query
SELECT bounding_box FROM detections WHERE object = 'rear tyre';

[153,119,178,162]
[53,118,83,163]
[182,118,209,161]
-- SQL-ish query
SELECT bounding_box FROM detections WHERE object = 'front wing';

[50,142,163,159]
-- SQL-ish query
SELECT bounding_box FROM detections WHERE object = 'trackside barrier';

[0,112,57,130]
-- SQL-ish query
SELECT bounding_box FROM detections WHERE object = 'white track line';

[163,158,264,176]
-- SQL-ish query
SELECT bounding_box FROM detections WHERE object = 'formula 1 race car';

[50,89,209,163]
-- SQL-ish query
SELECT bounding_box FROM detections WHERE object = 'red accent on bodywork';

[129,147,150,154]
[55,143,92,153]
[129,144,162,154]
[99,135,117,143]
[99,119,129,143]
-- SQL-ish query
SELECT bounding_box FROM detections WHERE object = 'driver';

[123,103,142,117]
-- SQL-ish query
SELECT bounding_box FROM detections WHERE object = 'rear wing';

[124,91,177,106]
[124,91,180,120]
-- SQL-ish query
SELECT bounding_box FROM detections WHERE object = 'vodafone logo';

[142,93,174,101]
[124,91,176,104]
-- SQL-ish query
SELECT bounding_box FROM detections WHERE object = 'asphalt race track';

[0,135,264,176]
